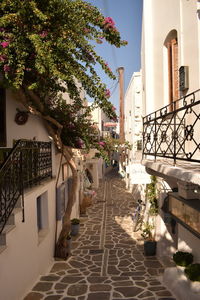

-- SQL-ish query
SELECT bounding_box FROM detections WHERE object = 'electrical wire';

[110,80,119,96]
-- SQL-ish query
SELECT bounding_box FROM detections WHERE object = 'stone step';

[15,196,22,208]
[0,224,16,246]
[0,197,22,251]
[0,245,7,254]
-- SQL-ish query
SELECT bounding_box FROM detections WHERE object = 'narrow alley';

[24,172,176,300]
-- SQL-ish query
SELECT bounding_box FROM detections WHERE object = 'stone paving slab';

[24,172,176,300]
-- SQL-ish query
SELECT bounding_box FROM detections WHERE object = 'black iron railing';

[143,89,200,164]
[0,148,12,166]
[0,140,52,234]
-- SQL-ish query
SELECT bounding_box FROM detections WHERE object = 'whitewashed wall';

[0,180,56,300]
[1,91,81,299]
[142,0,200,261]
[142,0,200,115]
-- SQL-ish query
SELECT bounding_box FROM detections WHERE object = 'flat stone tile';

[44,296,62,300]
[87,292,110,300]
[114,286,144,297]
[24,292,43,300]
[24,176,176,300]
[87,277,107,283]
[67,285,88,296]
[89,284,112,292]
[33,282,53,292]
[40,275,60,282]
[50,263,69,273]
[61,276,83,283]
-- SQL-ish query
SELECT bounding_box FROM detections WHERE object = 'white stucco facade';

[0,90,82,300]
[142,0,200,267]
[124,71,150,194]
[142,0,200,114]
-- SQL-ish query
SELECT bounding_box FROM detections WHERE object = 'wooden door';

[167,38,179,110]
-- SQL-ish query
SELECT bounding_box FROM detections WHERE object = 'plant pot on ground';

[184,263,200,282]
[71,218,80,236]
[141,222,157,256]
[173,251,193,267]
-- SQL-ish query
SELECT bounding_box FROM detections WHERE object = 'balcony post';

[20,150,25,222]
[173,101,176,166]
[154,111,157,161]
[142,116,145,160]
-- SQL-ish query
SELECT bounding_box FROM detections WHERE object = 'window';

[36,192,49,239]
[164,30,179,110]
[0,88,6,146]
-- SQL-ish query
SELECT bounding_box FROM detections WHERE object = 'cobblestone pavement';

[24,172,176,300]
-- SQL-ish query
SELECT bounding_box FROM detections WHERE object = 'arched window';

[164,30,179,109]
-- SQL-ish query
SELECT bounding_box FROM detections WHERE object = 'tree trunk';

[13,89,79,259]
[55,151,78,259]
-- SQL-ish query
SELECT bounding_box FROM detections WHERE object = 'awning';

[104,122,117,127]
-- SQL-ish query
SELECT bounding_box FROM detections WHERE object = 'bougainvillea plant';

[0,0,127,258]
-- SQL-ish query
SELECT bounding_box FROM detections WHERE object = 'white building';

[142,0,200,277]
[124,71,149,192]
[0,88,82,300]
[141,1,200,297]
[89,103,118,139]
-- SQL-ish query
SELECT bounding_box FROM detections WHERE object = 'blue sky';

[85,0,143,112]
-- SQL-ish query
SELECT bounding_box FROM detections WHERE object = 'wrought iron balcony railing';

[143,89,200,164]
[0,140,52,234]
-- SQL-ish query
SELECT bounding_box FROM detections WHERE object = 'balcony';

[142,89,200,186]
[0,140,52,234]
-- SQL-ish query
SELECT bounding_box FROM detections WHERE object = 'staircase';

[0,197,22,253]
[0,140,52,253]
[0,148,11,167]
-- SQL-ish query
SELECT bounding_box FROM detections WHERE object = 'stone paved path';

[24,172,176,300]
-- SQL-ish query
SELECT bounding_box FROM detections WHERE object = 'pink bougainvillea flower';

[25,68,32,72]
[112,106,116,111]
[3,65,10,72]
[39,31,48,38]
[105,89,111,98]
[99,141,105,146]
[1,41,9,48]
[83,28,90,33]
[104,62,111,72]
[0,28,5,32]
[68,123,75,129]
[0,54,7,62]
[76,139,84,148]
[98,141,105,149]
[103,17,116,30]
[104,17,115,27]
[29,53,35,59]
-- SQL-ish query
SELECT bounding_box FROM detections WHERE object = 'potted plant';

[141,222,157,256]
[141,176,158,256]
[147,176,158,216]
[71,218,80,236]
[173,251,193,267]
[185,263,200,293]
